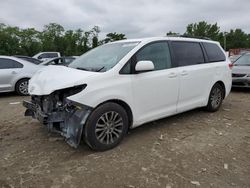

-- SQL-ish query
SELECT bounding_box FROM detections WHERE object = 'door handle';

[168,72,177,78]
[12,71,17,74]
[181,70,188,76]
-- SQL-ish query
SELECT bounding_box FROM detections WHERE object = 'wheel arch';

[95,99,133,129]
[14,77,30,93]
[206,80,226,106]
[14,77,30,89]
[214,80,226,99]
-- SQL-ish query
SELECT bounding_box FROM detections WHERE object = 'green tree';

[184,21,226,47]
[91,26,100,48]
[225,29,248,50]
[82,31,91,53]
[166,31,179,36]
[102,32,126,43]
[40,23,65,53]
[18,28,42,56]
[185,21,221,41]
[63,30,78,55]
[0,24,21,55]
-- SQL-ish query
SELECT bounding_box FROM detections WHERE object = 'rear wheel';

[206,83,224,112]
[84,102,128,151]
[15,79,29,96]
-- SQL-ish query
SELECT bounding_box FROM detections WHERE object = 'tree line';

[167,21,250,51]
[0,21,250,56]
[0,23,126,56]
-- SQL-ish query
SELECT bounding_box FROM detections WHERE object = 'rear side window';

[135,42,172,71]
[203,42,226,62]
[39,53,58,59]
[0,58,23,69]
[171,42,205,67]
[48,53,59,58]
[39,53,48,58]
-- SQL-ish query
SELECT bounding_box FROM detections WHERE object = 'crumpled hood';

[29,65,98,95]
[232,66,250,74]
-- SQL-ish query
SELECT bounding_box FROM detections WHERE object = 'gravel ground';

[0,89,250,188]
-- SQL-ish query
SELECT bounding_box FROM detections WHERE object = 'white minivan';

[23,37,232,151]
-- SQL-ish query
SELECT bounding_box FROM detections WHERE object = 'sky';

[0,0,249,39]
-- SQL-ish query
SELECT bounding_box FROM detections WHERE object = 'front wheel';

[15,79,29,96]
[84,102,128,151]
[205,83,224,112]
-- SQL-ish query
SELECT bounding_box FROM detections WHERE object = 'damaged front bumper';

[23,96,92,148]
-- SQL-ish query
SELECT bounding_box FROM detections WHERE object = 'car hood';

[232,65,250,74]
[29,65,98,95]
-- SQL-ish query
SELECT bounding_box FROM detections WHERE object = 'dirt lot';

[0,89,250,188]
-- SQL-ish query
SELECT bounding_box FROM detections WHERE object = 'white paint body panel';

[28,65,99,95]
[28,37,232,128]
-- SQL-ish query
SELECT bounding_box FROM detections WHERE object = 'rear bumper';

[23,100,92,148]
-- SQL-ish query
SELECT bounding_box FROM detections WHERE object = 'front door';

[130,42,179,125]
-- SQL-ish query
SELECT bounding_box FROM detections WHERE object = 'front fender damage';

[63,106,91,147]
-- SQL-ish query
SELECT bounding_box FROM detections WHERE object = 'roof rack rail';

[167,34,212,40]
[180,34,212,40]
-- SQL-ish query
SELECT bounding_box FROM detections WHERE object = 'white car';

[23,37,232,151]
[33,52,61,62]
[0,56,42,95]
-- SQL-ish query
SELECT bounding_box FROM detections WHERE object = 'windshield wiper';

[96,66,105,72]
[76,67,90,71]
[76,66,106,72]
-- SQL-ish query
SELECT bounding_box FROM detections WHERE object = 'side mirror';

[37,56,42,60]
[135,60,154,72]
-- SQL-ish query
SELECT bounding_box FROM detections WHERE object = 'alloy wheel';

[210,87,222,109]
[19,80,29,95]
[95,111,123,145]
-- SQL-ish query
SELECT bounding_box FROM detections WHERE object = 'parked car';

[23,37,232,151]
[40,57,76,66]
[232,53,250,88]
[229,54,242,63]
[0,56,42,95]
[14,55,42,65]
[33,52,61,61]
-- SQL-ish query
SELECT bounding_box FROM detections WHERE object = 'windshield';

[69,42,139,72]
[234,54,250,66]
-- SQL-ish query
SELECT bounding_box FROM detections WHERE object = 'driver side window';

[135,42,172,71]
[120,42,172,74]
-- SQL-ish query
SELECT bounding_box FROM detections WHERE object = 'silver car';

[232,53,250,88]
[0,56,42,95]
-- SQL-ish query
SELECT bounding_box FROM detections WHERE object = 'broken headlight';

[54,84,87,107]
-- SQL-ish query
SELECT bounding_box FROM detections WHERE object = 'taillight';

[229,63,233,69]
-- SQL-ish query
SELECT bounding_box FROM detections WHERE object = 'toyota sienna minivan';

[23,37,232,151]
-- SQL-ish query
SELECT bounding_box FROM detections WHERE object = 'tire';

[84,102,128,151]
[205,83,224,112]
[15,78,29,96]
